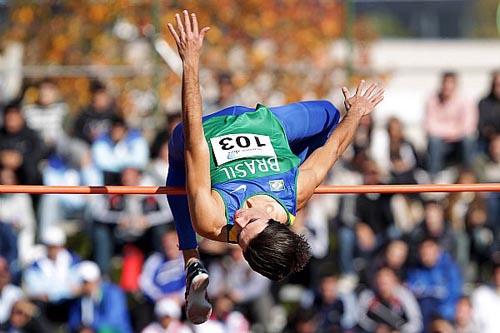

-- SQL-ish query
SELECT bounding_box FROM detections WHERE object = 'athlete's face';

[234,207,271,251]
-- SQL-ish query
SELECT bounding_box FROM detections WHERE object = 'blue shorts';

[167,100,340,249]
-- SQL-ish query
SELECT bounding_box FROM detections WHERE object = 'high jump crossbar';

[1,183,500,195]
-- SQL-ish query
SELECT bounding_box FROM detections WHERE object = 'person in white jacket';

[472,263,500,333]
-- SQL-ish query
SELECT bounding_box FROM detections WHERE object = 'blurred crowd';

[0,58,499,333]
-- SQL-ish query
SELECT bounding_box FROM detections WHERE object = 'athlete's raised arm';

[297,81,384,209]
[167,11,225,239]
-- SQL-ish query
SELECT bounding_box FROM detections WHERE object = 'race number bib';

[210,133,276,166]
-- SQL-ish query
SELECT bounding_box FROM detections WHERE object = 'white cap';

[40,226,66,246]
[77,261,101,283]
[154,298,181,319]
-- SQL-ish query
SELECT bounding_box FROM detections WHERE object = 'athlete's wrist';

[183,58,200,70]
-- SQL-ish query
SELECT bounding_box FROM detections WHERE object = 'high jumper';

[166,10,384,324]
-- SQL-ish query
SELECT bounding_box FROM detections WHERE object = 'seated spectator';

[428,317,454,333]
[288,308,319,333]
[73,80,117,145]
[90,167,172,275]
[205,72,238,114]
[358,267,422,333]
[22,79,68,151]
[139,227,186,303]
[23,226,80,323]
[386,117,419,184]
[424,72,477,180]
[0,103,45,184]
[142,298,192,333]
[0,167,36,267]
[0,256,23,325]
[465,202,496,280]
[0,222,17,269]
[471,263,500,333]
[69,261,132,333]
[354,160,396,272]
[0,299,52,333]
[301,274,357,332]
[474,134,500,226]
[454,296,480,333]
[410,201,457,261]
[91,115,149,184]
[368,239,409,282]
[478,71,500,152]
[208,246,272,330]
[406,238,463,329]
[38,151,102,235]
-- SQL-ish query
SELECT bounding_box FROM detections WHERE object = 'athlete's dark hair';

[243,219,311,281]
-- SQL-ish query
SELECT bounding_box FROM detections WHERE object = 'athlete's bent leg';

[269,100,341,162]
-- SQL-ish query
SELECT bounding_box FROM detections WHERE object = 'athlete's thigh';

[269,100,341,161]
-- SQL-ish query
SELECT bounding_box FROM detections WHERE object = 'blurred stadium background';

[0,1,499,333]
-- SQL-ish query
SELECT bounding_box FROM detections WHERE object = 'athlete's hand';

[167,10,210,65]
[342,80,384,116]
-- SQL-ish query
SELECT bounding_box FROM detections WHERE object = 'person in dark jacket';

[478,71,500,152]
[0,103,45,184]
[0,299,53,333]
[73,81,117,145]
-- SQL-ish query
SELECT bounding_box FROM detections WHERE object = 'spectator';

[354,160,396,273]
[22,79,68,150]
[0,221,17,268]
[142,298,192,333]
[139,227,185,303]
[428,317,454,333]
[0,256,22,325]
[301,274,357,332]
[454,296,480,333]
[409,201,457,261]
[386,117,419,184]
[0,167,36,266]
[208,246,272,329]
[69,261,133,333]
[369,239,409,281]
[73,80,117,145]
[90,167,172,275]
[91,115,149,184]
[474,134,500,227]
[425,72,478,179]
[204,72,238,115]
[478,71,500,152]
[0,299,52,333]
[465,201,496,280]
[358,267,422,333]
[38,151,102,235]
[471,263,500,333]
[149,111,181,171]
[0,103,45,184]
[22,226,80,323]
[406,238,463,329]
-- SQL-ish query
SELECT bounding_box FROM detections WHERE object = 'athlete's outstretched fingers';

[364,83,377,97]
[199,27,210,42]
[167,23,180,44]
[371,95,384,106]
[356,80,365,95]
[371,87,384,101]
[342,87,350,100]
[191,13,199,36]
[175,13,186,41]
[183,10,192,37]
